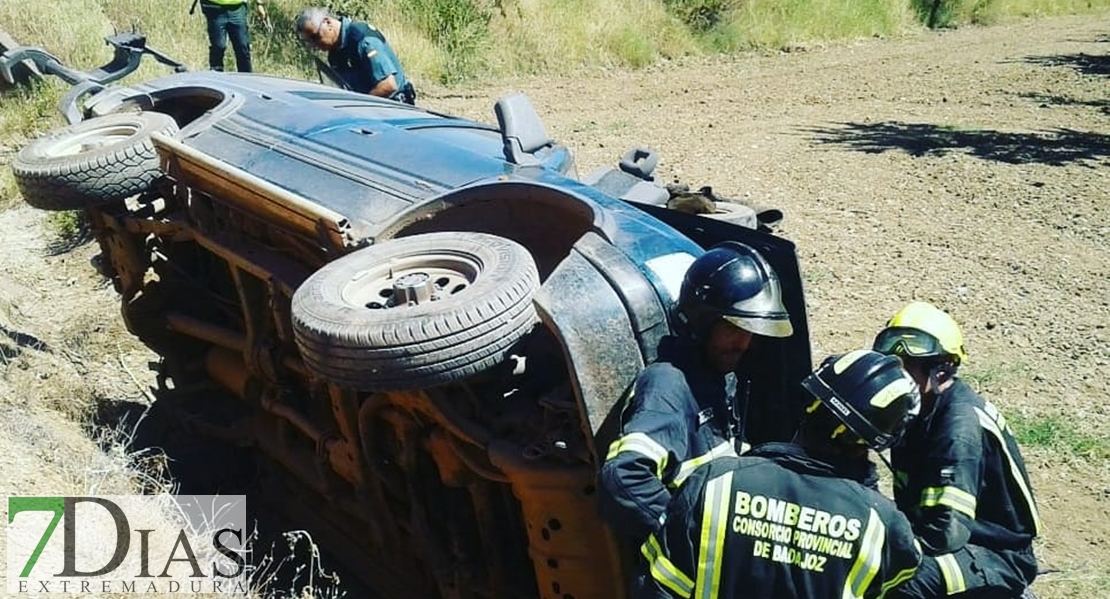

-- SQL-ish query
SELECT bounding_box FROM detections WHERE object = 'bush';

[408,0,492,82]
[664,0,736,32]
[911,0,957,28]
[46,210,89,244]
[318,0,492,83]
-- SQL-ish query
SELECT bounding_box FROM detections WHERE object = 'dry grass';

[0,207,340,597]
[482,0,699,74]
[950,0,1110,24]
[0,406,339,598]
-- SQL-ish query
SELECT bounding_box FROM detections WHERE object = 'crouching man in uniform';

[875,302,1040,599]
[639,350,923,599]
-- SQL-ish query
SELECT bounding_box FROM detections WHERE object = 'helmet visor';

[723,313,793,338]
[873,327,945,360]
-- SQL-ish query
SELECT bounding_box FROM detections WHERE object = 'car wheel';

[291,232,540,391]
[11,112,178,211]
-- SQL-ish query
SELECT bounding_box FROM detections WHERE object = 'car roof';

[131,72,537,229]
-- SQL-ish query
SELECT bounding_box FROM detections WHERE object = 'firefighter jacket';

[891,379,1041,555]
[598,336,741,542]
[639,443,922,599]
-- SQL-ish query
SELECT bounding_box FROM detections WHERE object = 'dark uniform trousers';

[200,1,252,73]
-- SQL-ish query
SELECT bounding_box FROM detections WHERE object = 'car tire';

[12,112,178,211]
[291,232,540,391]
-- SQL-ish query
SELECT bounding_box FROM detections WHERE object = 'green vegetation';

[406,0,492,82]
[960,360,1110,461]
[1008,411,1110,460]
[5,0,1107,92]
[45,210,88,245]
[0,82,62,203]
[960,360,1032,391]
[710,0,920,52]
[913,0,1108,28]
[957,364,1110,461]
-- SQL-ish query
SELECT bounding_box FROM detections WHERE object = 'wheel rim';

[341,252,482,310]
[41,124,141,158]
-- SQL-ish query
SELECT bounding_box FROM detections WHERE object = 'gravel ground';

[408,15,1110,597]
[1,13,1107,598]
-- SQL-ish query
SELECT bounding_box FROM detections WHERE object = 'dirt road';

[1,13,1107,598]
[429,18,1110,596]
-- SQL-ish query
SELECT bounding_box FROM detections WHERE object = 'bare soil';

[1,13,1107,598]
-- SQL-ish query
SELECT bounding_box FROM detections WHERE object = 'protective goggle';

[873,327,946,360]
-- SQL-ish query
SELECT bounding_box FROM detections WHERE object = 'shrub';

[911,0,958,28]
[664,0,736,32]
[323,0,492,83]
[407,0,492,82]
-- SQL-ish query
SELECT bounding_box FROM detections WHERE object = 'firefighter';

[639,350,923,599]
[598,241,794,545]
[874,301,1041,599]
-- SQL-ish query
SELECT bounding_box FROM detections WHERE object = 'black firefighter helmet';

[676,241,793,340]
[800,350,921,451]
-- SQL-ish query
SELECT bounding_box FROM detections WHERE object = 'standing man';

[198,0,264,72]
[873,301,1041,599]
[640,350,923,599]
[598,241,794,545]
[295,7,416,105]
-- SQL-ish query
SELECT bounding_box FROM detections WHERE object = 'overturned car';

[5,32,812,599]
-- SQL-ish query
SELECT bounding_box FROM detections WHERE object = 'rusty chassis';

[82,134,625,598]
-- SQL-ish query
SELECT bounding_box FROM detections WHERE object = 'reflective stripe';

[671,441,738,488]
[974,405,1042,535]
[642,534,694,598]
[870,376,918,409]
[843,508,885,599]
[980,399,1002,423]
[879,563,919,598]
[695,471,732,599]
[936,553,966,594]
[920,485,977,519]
[607,432,670,479]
